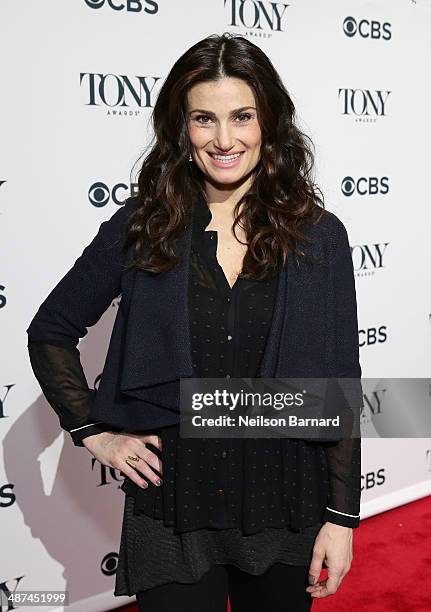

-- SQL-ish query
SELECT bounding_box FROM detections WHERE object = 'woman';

[27,33,361,611]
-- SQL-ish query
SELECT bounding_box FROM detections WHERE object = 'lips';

[208,151,244,158]
[205,150,245,168]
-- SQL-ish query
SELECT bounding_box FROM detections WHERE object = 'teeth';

[211,153,242,163]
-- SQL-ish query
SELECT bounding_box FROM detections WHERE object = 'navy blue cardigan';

[27,198,361,408]
[27,195,362,432]
[26,196,362,528]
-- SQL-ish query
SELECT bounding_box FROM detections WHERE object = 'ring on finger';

[125,455,140,469]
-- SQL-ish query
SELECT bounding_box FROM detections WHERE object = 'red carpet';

[117,495,431,611]
[313,494,431,611]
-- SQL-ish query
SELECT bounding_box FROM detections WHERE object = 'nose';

[213,122,235,151]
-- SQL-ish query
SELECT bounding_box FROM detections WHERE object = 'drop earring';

[188,153,193,161]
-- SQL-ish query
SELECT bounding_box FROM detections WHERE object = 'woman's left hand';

[306,522,353,599]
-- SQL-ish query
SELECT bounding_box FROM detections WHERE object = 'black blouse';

[27,194,361,534]
[121,193,289,535]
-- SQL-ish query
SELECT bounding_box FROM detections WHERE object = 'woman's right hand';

[82,431,163,489]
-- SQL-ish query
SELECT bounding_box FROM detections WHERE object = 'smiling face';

[186,77,262,191]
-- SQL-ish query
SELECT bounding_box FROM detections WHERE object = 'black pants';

[136,562,313,611]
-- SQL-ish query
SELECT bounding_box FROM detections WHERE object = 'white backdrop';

[1,0,431,610]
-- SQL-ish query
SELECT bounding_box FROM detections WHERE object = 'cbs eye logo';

[84,0,158,13]
[101,552,118,576]
[341,176,389,197]
[343,16,391,40]
[88,182,129,207]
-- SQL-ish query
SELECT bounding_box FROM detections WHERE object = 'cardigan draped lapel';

[119,209,196,396]
[117,197,298,410]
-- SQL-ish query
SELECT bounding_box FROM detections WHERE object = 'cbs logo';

[343,16,391,40]
[341,176,389,197]
[359,326,387,347]
[88,182,129,207]
[361,469,386,490]
[84,0,158,13]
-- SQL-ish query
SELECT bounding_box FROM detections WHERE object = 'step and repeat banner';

[1,0,431,610]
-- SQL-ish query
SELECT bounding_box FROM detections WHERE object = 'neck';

[204,175,252,219]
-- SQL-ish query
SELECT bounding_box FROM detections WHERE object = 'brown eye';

[195,115,212,124]
[236,113,252,122]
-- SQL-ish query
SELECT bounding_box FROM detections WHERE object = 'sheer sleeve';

[322,216,362,528]
[322,437,361,527]
[25,200,135,446]
[27,340,122,447]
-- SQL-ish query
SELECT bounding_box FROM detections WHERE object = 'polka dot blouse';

[123,194,351,536]
[26,193,361,537]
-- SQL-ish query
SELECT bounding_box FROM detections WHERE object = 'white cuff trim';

[326,506,360,518]
[70,422,104,432]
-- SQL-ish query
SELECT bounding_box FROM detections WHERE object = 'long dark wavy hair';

[125,32,326,279]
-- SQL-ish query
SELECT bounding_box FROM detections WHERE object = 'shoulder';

[114,195,139,223]
[122,195,140,214]
[109,194,138,220]
[100,195,138,237]
[300,207,352,265]
[85,196,139,258]
[305,206,348,240]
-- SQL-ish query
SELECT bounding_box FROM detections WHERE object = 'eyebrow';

[188,106,256,116]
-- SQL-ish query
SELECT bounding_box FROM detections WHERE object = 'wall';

[1,1,430,610]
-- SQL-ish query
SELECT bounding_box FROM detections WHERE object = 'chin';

[211,173,247,186]
[210,166,247,177]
